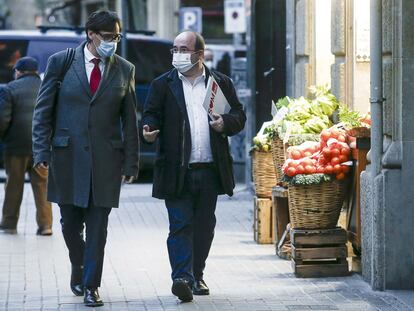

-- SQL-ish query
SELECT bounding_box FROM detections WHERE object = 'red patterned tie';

[90,58,101,94]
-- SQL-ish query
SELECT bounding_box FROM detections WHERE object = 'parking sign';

[179,7,202,33]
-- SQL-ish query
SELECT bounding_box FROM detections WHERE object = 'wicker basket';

[270,135,285,182]
[288,180,348,229]
[252,150,277,198]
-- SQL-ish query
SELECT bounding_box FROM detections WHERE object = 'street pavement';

[0,183,413,311]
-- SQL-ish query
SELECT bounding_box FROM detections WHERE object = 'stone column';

[330,0,347,104]
[294,0,315,97]
[361,0,414,290]
[147,0,179,40]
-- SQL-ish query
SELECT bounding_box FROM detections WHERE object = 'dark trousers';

[1,155,52,229]
[165,167,220,283]
[59,200,111,288]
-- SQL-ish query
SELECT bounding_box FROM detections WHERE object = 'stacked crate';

[290,227,349,277]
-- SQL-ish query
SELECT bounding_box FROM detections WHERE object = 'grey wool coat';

[32,42,139,208]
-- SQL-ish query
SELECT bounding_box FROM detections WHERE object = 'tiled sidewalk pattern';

[0,184,413,311]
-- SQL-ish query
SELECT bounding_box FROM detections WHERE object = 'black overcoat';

[143,67,246,199]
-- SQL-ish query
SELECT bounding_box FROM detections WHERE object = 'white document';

[203,75,231,118]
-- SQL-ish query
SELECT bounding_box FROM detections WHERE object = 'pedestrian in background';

[32,10,139,308]
[142,31,246,302]
[0,57,52,236]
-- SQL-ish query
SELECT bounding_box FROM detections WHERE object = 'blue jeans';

[165,167,220,283]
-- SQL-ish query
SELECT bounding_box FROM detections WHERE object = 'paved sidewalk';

[0,184,413,311]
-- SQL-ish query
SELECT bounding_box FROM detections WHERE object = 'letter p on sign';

[179,7,202,33]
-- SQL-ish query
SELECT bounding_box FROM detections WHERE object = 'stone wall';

[361,0,414,290]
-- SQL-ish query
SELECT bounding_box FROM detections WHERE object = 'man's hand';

[209,113,224,133]
[143,125,160,143]
[122,175,135,184]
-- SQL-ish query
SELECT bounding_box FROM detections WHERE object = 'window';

[27,39,80,74]
[0,39,29,83]
[125,39,172,85]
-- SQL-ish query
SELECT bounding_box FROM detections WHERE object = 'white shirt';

[84,44,105,83]
[178,68,213,163]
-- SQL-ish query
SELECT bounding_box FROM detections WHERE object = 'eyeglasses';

[96,31,123,43]
[170,47,202,55]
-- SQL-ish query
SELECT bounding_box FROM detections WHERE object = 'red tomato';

[304,165,316,174]
[321,130,331,141]
[316,166,325,173]
[330,129,340,139]
[291,149,302,160]
[333,164,342,173]
[336,172,346,180]
[331,157,340,165]
[296,165,305,174]
[303,151,313,157]
[322,147,332,158]
[339,154,348,163]
[320,140,327,149]
[287,161,296,168]
[286,167,296,177]
[324,165,334,174]
[337,134,347,142]
[318,156,328,166]
[330,148,340,157]
[341,147,350,156]
[301,158,314,167]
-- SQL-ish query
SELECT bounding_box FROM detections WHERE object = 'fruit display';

[282,126,352,182]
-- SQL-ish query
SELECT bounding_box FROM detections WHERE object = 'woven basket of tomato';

[282,127,352,229]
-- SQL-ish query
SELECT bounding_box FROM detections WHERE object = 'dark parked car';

[0,28,173,170]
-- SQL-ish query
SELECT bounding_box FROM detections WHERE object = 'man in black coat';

[0,57,52,236]
[32,11,139,307]
[142,31,246,302]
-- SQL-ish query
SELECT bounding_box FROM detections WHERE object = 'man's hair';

[85,10,121,42]
[194,32,205,51]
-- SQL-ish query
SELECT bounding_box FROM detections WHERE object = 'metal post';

[121,0,128,60]
[370,0,385,291]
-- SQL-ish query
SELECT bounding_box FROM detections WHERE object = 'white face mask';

[172,52,199,73]
[93,38,117,58]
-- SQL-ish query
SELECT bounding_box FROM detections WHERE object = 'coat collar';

[72,41,119,101]
[166,65,223,117]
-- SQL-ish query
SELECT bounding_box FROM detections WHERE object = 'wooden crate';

[272,186,289,245]
[291,227,349,278]
[253,197,274,244]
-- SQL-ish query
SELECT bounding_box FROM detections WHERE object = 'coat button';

[84,146,89,151]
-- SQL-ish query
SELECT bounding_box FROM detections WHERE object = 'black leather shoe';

[171,278,193,302]
[84,288,103,307]
[193,279,210,295]
[70,265,84,296]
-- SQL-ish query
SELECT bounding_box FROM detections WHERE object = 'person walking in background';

[32,10,139,307]
[0,57,52,236]
[142,31,246,302]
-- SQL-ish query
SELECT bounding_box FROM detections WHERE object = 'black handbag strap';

[57,48,75,87]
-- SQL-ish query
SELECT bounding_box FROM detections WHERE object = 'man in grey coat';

[32,10,139,307]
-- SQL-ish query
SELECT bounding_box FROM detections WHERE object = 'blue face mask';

[95,39,117,58]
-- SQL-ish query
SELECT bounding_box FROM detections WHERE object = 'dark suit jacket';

[0,74,41,155]
[32,42,139,208]
[143,67,246,199]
